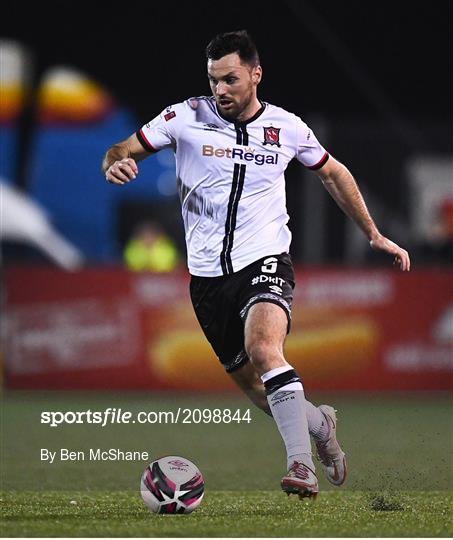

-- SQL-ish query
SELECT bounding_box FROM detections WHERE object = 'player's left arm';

[314,155,411,271]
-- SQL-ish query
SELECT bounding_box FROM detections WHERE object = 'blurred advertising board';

[3,267,452,391]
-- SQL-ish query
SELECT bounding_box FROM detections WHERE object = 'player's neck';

[235,97,263,123]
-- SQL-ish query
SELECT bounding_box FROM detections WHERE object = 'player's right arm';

[102,133,149,185]
[103,101,188,185]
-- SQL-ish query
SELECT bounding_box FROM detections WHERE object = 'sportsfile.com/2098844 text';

[40,408,252,427]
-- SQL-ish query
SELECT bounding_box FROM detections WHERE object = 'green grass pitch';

[1,390,452,537]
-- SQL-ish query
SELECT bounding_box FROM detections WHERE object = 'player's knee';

[245,340,281,372]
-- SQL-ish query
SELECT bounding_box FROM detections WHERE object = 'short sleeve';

[136,104,181,153]
[295,117,329,170]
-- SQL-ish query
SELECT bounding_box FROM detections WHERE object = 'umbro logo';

[168,459,189,467]
[271,390,295,401]
[203,123,220,131]
[269,285,282,295]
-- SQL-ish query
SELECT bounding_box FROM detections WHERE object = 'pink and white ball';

[140,456,205,514]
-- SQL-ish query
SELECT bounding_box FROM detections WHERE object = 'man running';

[102,30,410,498]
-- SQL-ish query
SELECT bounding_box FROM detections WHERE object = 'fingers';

[105,158,138,185]
[370,235,411,272]
[393,248,411,272]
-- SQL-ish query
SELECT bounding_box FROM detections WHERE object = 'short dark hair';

[205,30,260,66]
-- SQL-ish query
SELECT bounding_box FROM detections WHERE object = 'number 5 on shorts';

[261,257,278,274]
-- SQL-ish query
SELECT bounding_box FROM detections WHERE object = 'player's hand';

[369,233,411,271]
[105,158,138,185]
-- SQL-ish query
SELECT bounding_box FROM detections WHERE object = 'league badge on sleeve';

[164,105,176,121]
[263,126,281,147]
[164,111,176,121]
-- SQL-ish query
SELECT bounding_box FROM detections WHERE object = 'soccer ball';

[140,455,204,514]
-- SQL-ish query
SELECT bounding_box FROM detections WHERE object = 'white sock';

[261,366,314,471]
[305,401,330,442]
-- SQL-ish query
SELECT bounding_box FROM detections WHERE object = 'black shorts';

[189,253,295,373]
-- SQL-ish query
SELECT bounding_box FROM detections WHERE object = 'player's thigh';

[238,252,294,336]
[190,275,247,372]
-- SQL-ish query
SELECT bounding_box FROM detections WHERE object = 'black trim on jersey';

[221,163,246,274]
[233,124,249,146]
[236,102,266,126]
[214,100,266,126]
[235,126,243,145]
[235,124,249,145]
[220,113,253,274]
[242,125,249,145]
[136,129,156,153]
[308,151,329,170]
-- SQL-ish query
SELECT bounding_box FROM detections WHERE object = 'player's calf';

[228,359,272,415]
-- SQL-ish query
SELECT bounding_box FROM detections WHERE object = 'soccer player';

[102,30,410,498]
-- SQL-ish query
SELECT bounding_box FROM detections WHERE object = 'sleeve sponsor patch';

[164,111,176,121]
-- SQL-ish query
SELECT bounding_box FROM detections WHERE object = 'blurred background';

[1,0,452,492]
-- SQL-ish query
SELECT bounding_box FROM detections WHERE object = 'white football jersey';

[137,96,329,277]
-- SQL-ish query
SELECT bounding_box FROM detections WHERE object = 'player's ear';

[252,65,262,85]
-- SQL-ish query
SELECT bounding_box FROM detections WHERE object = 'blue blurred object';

[0,126,19,181]
[27,109,176,262]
